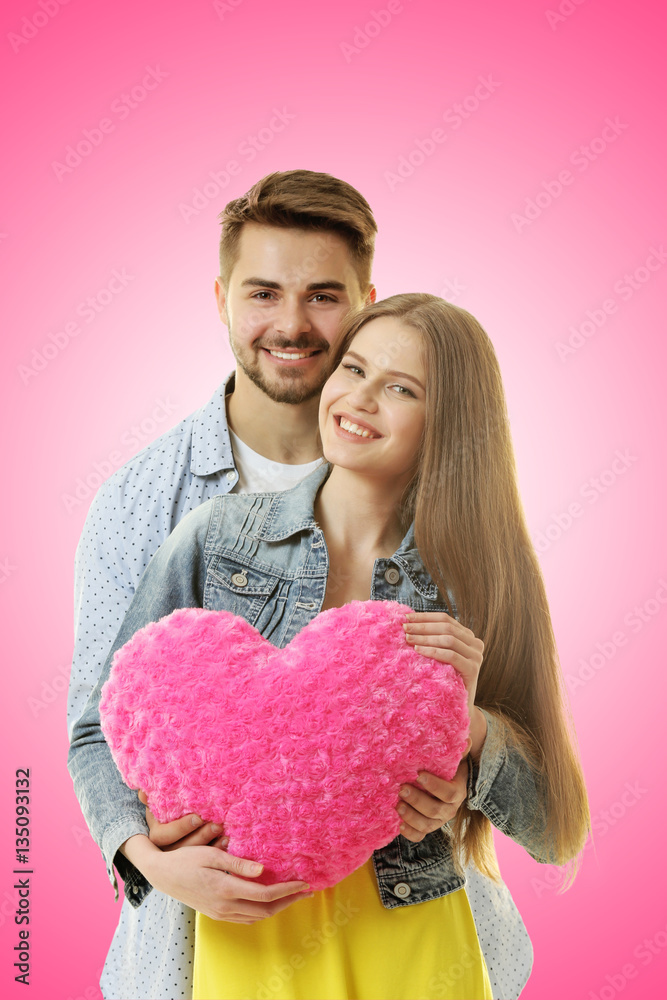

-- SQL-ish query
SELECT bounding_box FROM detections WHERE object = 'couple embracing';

[68,169,590,1000]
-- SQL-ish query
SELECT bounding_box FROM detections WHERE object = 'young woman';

[102,294,591,999]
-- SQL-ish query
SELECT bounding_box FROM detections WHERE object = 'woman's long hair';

[334,294,590,886]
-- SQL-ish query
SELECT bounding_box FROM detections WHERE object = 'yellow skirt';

[194,859,493,1000]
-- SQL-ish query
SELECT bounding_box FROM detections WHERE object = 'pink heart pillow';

[100,600,469,890]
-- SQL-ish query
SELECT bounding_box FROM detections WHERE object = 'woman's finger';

[398,785,454,822]
[404,612,457,623]
[415,767,468,806]
[403,616,468,634]
[404,634,474,661]
[411,644,477,670]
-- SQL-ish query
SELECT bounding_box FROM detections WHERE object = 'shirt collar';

[190,372,236,476]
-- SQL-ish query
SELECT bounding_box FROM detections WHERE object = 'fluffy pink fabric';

[100,600,469,890]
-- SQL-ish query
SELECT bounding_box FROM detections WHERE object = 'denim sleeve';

[67,500,213,906]
[467,708,557,864]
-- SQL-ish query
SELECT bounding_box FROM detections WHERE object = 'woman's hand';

[403,611,487,761]
[396,748,470,842]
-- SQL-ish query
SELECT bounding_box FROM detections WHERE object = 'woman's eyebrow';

[344,350,425,390]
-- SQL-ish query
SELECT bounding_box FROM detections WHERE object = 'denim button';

[384,567,400,585]
[132,885,139,895]
[393,882,411,898]
[231,573,248,587]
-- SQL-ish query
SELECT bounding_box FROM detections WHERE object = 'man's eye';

[311,293,336,303]
[252,291,275,300]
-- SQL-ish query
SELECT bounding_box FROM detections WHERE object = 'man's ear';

[214,277,229,326]
[366,283,377,305]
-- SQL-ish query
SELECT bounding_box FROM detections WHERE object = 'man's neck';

[226,369,323,465]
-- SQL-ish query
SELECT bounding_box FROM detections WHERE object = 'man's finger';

[201,851,310,898]
[147,812,208,847]
[214,889,313,923]
[209,861,310,902]
[161,823,225,851]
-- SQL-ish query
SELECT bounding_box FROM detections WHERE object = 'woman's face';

[319,317,426,484]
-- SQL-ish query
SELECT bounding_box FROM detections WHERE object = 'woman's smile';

[334,413,383,440]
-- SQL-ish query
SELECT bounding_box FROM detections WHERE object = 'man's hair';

[218,170,377,291]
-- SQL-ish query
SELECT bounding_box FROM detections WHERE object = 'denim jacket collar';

[259,464,441,604]
[257,462,330,540]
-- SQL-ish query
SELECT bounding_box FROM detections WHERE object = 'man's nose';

[274,299,311,336]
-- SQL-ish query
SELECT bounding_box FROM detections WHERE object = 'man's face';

[215,223,374,404]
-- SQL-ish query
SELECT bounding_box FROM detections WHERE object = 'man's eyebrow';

[344,350,425,390]
[240,278,282,289]
[239,278,348,292]
[305,280,348,292]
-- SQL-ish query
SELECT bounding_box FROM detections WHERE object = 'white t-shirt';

[229,427,324,494]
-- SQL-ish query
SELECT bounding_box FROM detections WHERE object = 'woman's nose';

[346,382,379,412]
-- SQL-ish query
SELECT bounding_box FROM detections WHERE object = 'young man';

[68,170,533,1000]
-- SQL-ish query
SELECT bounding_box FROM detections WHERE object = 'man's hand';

[121,834,312,923]
[138,790,227,851]
[396,744,470,843]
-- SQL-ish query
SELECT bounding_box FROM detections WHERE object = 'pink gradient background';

[1,1,665,998]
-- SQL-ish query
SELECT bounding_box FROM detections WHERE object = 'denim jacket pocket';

[372,827,465,909]
[205,555,280,626]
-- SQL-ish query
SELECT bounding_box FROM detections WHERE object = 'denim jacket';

[68,462,553,912]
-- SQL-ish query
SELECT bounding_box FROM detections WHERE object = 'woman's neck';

[315,466,409,560]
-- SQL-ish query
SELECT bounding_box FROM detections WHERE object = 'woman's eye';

[342,363,364,376]
[390,384,415,397]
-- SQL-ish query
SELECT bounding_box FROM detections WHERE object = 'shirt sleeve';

[466,708,557,864]
[67,500,213,906]
[67,477,138,740]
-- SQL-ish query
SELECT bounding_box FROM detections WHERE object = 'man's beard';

[231,333,336,405]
